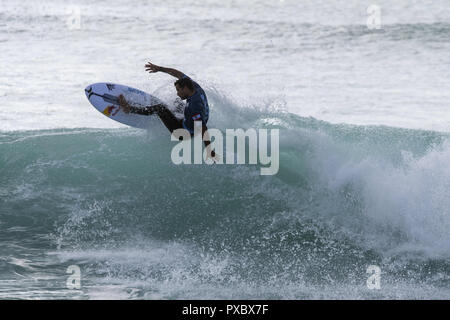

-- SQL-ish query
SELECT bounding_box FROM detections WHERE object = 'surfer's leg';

[154,105,183,134]
[128,102,183,135]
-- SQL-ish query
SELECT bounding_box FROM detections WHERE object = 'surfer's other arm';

[145,61,185,79]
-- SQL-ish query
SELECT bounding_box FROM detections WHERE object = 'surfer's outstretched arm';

[145,61,185,80]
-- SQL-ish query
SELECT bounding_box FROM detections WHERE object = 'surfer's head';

[174,78,195,100]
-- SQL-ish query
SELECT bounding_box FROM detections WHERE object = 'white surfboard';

[85,82,165,129]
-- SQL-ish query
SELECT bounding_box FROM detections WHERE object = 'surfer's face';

[175,84,193,100]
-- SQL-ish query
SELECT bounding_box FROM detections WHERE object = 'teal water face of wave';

[0,111,449,299]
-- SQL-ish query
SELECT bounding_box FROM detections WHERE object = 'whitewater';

[0,0,449,299]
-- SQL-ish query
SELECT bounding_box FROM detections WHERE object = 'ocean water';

[0,0,449,299]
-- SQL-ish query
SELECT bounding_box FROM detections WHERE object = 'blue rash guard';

[181,75,209,134]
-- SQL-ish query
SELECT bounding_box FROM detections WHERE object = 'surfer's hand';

[117,94,130,114]
[145,62,161,73]
[206,150,221,164]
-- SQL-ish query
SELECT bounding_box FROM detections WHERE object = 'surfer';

[118,61,216,160]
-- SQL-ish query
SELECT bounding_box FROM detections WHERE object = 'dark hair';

[174,78,194,91]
